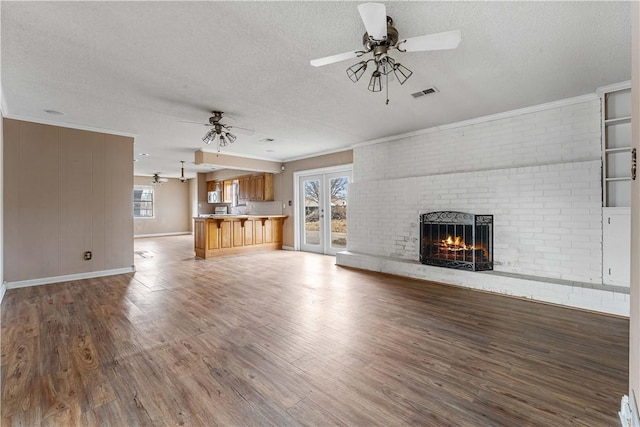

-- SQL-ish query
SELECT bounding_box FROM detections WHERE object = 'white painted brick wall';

[353,99,601,182]
[348,99,604,285]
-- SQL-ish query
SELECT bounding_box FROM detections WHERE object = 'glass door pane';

[300,175,323,253]
[329,175,349,252]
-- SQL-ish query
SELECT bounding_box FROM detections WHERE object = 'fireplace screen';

[420,211,493,271]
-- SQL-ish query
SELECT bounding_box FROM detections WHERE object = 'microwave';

[207,190,221,203]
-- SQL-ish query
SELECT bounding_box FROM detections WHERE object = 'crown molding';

[282,146,353,163]
[2,113,137,138]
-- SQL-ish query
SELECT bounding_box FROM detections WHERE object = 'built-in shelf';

[605,147,632,154]
[605,116,632,126]
[600,84,631,288]
[602,87,631,208]
[605,176,632,182]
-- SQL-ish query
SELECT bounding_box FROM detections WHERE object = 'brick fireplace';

[338,97,628,315]
[420,211,493,271]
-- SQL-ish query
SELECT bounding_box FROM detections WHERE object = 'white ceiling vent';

[411,87,439,98]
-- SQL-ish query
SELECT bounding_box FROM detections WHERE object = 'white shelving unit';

[603,87,632,207]
[600,84,631,287]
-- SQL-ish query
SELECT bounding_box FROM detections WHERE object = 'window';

[133,186,154,218]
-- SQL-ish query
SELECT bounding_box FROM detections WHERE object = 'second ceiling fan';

[310,3,461,103]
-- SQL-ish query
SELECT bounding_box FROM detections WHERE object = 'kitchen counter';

[197,214,288,219]
[193,215,288,259]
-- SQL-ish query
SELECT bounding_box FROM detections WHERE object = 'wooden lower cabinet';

[219,221,231,248]
[244,219,254,246]
[194,216,287,259]
[254,220,264,244]
[272,218,282,243]
[264,219,273,243]
[232,220,243,247]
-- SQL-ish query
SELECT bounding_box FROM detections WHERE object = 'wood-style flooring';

[1,235,629,426]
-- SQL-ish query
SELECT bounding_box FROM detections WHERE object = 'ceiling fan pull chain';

[385,71,390,105]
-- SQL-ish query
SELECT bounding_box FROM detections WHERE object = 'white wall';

[339,96,628,315]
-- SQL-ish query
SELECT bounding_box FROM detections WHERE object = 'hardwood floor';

[1,235,629,426]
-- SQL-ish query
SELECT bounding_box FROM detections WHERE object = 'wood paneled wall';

[3,118,133,282]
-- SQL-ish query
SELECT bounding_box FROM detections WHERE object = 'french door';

[297,168,351,255]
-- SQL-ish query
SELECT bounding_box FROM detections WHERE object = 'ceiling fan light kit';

[311,2,460,104]
[151,173,168,186]
[200,111,239,152]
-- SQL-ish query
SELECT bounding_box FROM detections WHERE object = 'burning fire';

[441,235,472,251]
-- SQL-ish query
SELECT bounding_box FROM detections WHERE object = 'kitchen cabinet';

[249,176,257,201]
[220,220,232,248]
[261,173,274,201]
[206,181,216,192]
[222,180,233,203]
[239,176,250,201]
[239,173,274,202]
[193,215,287,259]
[254,220,264,244]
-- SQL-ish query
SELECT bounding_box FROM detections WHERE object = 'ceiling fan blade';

[399,30,461,52]
[357,3,387,41]
[178,119,208,125]
[310,51,361,67]
[227,126,255,136]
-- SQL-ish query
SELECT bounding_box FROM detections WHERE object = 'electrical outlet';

[84,251,92,260]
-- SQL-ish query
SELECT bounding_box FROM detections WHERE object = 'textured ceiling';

[1,1,632,178]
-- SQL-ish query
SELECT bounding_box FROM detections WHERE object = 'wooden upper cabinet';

[239,177,250,201]
[206,181,216,192]
[223,180,233,203]
[262,173,274,201]
[254,175,264,201]
[238,173,274,202]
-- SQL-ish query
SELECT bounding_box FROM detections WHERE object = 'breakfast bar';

[193,215,288,259]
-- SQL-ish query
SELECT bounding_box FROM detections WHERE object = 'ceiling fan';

[151,173,168,185]
[181,111,255,152]
[310,3,461,103]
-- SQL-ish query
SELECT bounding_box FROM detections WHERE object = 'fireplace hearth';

[420,211,493,271]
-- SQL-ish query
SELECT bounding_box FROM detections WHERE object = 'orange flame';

[442,235,469,250]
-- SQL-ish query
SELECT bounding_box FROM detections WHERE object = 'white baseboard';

[0,282,7,303]
[5,266,136,290]
[336,251,630,317]
[134,231,191,238]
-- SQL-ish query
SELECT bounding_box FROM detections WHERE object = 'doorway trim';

[293,164,353,252]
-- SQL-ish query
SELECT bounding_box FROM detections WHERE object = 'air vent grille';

[411,87,439,98]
